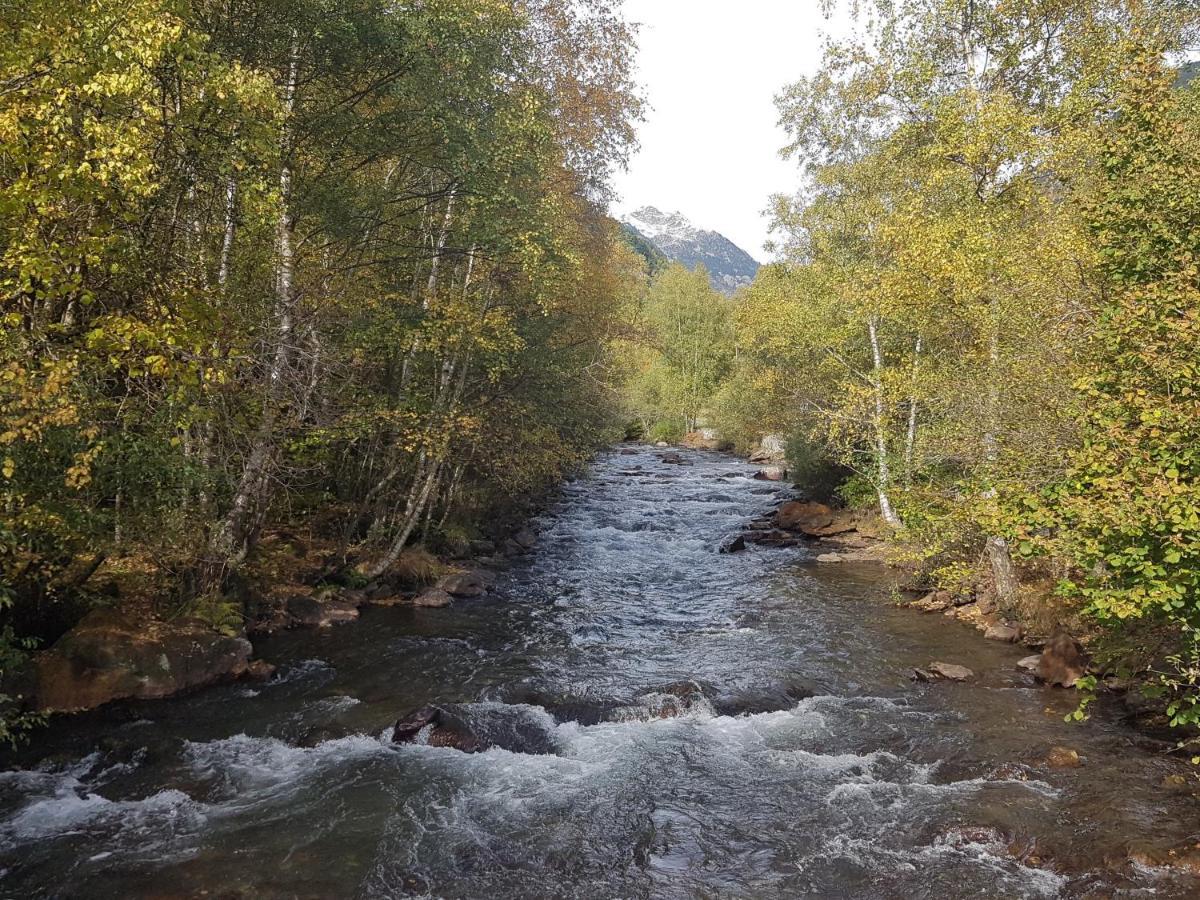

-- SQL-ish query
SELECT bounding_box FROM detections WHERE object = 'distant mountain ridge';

[621,206,760,295]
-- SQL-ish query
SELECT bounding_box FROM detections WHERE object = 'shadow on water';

[2,447,1199,898]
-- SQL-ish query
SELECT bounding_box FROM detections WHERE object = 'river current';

[2,447,1198,898]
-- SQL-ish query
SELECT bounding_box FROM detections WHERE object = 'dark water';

[2,447,1199,898]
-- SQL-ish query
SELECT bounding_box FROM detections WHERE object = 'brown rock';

[1044,746,1081,768]
[1128,844,1200,875]
[35,610,252,713]
[753,466,787,482]
[911,590,952,612]
[1036,628,1088,688]
[775,500,831,531]
[928,662,975,682]
[985,623,1024,643]
[242,659,277,681]
[413,588,453,608]
[745,529,804,548]
[437,571,487,598]
[1017,655,1041,673]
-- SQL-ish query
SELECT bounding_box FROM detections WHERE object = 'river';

[1,447,1198,898]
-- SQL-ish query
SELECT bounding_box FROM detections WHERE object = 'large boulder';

[1036,629,1088,687]
[774,501,856,537]
[35,609,253,713]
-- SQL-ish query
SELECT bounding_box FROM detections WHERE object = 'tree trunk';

[208,36,300,571]
[867,316,902,527]
[904,333,922,486]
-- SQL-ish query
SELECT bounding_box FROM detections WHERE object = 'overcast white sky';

[611,1,846,261]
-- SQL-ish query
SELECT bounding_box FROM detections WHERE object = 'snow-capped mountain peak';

[621,206,760,295]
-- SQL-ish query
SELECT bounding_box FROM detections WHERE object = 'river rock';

[774,501,855,537]
[286,594,359,627]
[1017,655,1041,673]
[1044,746,1081,768]
[984,623,1023,643]
[619,447,639,455]
[243,659,277,681]
[753,466,787,482]
[911,590,952,612]
[719,534,747,554]
[1036,628,1088,687]
[35,609,253,713]
[916,662,975,682]
[610,680,712,722]
[1128,844,1200,875]
[392,703,558,755]
[413,588,453,608]
[512,528,538,551]
[391,705,481,752]
[437,571,487,598]
[745,529,804,548]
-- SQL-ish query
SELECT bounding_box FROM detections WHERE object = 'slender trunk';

[364,452,443,578]
[982,314,1018,605]
[217,177,237,289]
[867,316,901,527]
[399,190,455,393]
[209,36,300,570]
[904,333,922,486]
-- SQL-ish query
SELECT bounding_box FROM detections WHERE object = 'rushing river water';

[2,447,1199,898]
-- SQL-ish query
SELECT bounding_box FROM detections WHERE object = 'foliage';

[0,0,642,736]
[734,0,1200,727]
[621,263,734,436]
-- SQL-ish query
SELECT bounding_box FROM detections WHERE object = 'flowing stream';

[2,447,1199,898]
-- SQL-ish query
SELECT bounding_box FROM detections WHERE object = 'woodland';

[4,0,1200,744]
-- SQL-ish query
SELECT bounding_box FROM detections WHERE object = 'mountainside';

[622,206,760,295]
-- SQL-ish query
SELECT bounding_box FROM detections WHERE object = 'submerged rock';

[391,703,558,755]
[913,661,975,682]
[718,534,747,554]
[35,609,253,713]
[1044,746,1082,768]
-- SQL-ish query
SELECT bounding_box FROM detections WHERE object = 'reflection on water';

[1,447,1198,898]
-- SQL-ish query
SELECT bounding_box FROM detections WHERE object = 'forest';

[627,0,1200,735]
[3,0,1200,745]
[0,0,646,738]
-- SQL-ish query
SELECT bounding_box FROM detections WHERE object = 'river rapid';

[2,446,1199,898]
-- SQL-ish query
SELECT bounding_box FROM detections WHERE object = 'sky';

[610,1,849,261]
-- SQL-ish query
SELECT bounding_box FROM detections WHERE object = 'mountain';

[622,206,760,295]
[619,221,669,274]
